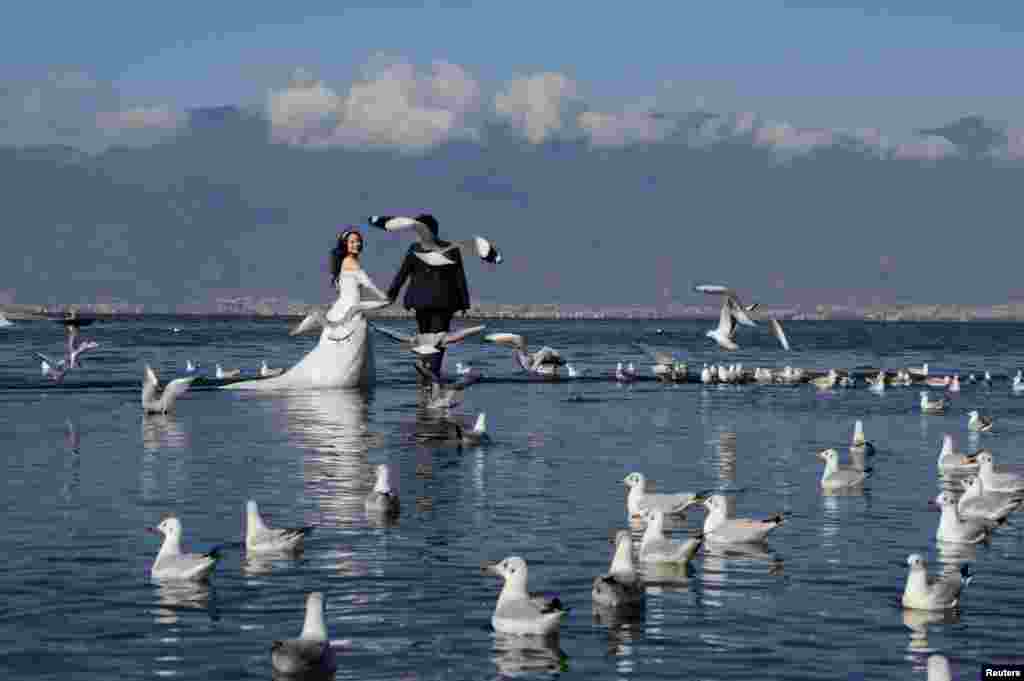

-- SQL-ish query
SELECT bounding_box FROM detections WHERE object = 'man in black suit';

[386,214,471,378]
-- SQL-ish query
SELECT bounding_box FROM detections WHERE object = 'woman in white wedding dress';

[227,229,390,390]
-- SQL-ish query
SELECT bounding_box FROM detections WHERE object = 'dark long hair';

[330,227,363,286]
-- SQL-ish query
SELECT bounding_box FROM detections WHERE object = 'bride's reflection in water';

[593,604,643,669]
[139,415,189,502]
[492,633,568,676]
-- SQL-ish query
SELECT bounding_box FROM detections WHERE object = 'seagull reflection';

[902,608,958,654]
[142,414,189,453]
[151,580,218,626]
[242,553,304,579]
[717,431,737,486]
[492,633,568,676]
[592,604,643,660]
[701,542,784,605]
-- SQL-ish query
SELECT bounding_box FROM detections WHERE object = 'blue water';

[1,318,1023,680]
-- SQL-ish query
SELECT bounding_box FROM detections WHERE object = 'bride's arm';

[358,270,391,302]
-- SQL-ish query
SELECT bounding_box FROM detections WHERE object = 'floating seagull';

[259,361,284,378]
[592,530,645,608]
[367,214,503,266]
[270,592,337,677]
[932,491,994,544]
[142,365,196,414]
[0,310,11,328]
[948,375,960,393]
[967,410,993,432]
[185,360,199,373]
[919,391,946,414]
[817,449,868,490]
[484,332,566,375]
[850,420,875,456]
[811,369,838,390]
[901,553,972,611]
[566,364,584,379]
[375,323,486,357]
[365,463,400,515]
[936,435,979,473]
[956,476,1024,523]
[481,556,567,636]
[215,364,240,379]
[770,318,790,351]
[698,494,784,545]
[975,451,1024,493]
[245,500,313,554]
[615,361,636,383]
[148,516,220,582]
[453,412,489,445]
[638,510,704,564]
[36,352,68,382]
[622,472,705,519]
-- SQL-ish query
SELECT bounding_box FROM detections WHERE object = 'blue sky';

[4,3,1024,307]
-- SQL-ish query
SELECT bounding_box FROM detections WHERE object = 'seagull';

[615,361,636,383]
[453,412,489,446]
[147,516,220,582]
[695,284,756,351]
[367,214,503,266]
[967,410,993,432]
[698,494,785,545]
[185,360,199,374]
[270,592,338,677]
[932,491,994,544]
[868,370,886,392]
[812,369,838,390]
[622,472,705,519]
[481,556,567,636]
[770,318,790,351]
[483,332,566,375]
[919,391,946,414]
[365,463,400,515]
[259,361,284,378]
[956,475,1024,523]
[638,510,704,564]
[592,530,645,608]
[901,553,972,611]
[215,364,240,379]
[936,435,980,473]
[245,500,313,554]
[817,449,868,490]
[375,323,486,358]
[454,362,483,380]
[36,352,68,382]
[141,365,196,414]
[975,451,1024,493]
[948,375,960,393]
[850,420,875,456]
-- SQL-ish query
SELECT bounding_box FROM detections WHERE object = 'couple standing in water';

[231,215,470,390]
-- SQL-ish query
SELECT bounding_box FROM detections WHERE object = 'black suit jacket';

[387,242,471,312]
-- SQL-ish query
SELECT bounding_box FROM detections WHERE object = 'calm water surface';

[2,318,1023,680]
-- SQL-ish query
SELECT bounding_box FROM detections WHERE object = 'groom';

[386,214,471,379]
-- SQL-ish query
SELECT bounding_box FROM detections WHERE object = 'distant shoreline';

[7,301,1024,322]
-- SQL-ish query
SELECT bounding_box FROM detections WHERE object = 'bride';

[227,228,390,390]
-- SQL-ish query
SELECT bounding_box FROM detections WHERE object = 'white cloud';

[892,135,957,161]
[494,72,577,144]
[266,57,481,152]
[96,106,183,132]
[577,110,676,147]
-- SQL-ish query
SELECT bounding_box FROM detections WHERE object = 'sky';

[3,2,1024,308]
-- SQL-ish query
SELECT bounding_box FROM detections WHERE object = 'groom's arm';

[386,250,414,302]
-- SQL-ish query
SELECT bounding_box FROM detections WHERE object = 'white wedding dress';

[226,268,388,390]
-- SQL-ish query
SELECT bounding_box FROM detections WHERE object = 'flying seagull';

[367,214,503,266]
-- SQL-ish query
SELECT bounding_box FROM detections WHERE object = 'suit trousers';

[415,309,456,376]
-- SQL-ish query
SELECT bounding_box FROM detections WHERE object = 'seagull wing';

[289,309,325,336]
[159,376,196,410]
[716,298,737,338]
[695,284,735,296]
[370,324,414,345]
[727,295,757,327]
[770,318,790,351]
[444,325,486,345]
[142,365,160,404]
[484,332,526,350]
[368,215,440,249]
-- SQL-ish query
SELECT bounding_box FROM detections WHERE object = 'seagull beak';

[816,450,829,461]
[146,526,161,535]
[927,499,941,511]
[480,561,501,576]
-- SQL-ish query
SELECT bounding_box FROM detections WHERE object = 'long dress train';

[225,268,388,390]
